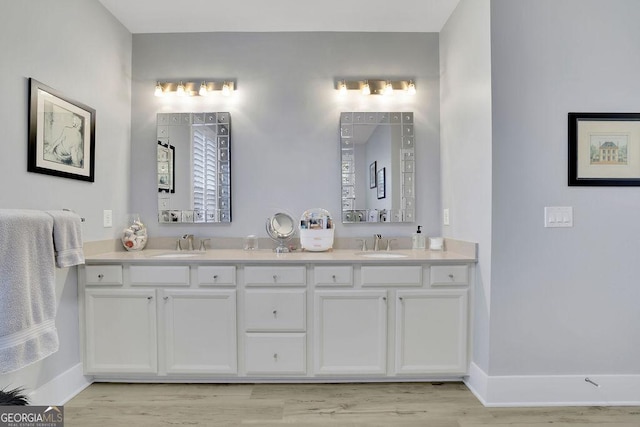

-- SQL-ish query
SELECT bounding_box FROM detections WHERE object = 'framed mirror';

[156,112,231,223]
[340,112,415,223]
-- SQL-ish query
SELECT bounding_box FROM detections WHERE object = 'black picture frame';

[369,161,377,188]
[569,112,640,186]
[28,78,96,182]
[377,167,386,199]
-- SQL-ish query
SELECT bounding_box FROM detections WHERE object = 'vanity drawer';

[244,333,306,375]
[129,266,189,286]
[244,289,306,331]
[313,266,353,287]
[85,265,123,285]
[244,266,306,287]
[361,266,422,287]
[197,266,236,286]
[429,265,469,286]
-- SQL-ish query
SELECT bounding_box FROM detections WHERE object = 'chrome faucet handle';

[386,239,397,251]
[199,238,211,252]
[176,239,182,251]
[373,234,382,251]
[356,239,367,251]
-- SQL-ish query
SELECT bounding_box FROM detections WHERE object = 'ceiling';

[98,0,460,34]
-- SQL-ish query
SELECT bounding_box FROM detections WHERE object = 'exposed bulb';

[361,81,371,96]
[154,82,164,97]
[407,81,417,95]
[222,82,231,96]
[338,81,348,96]
[176,82,186,96]
[199,82,208,96]
[384,81,394,96]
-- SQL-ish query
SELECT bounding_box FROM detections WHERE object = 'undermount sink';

[152,252,199,258]
[356,252,409,259]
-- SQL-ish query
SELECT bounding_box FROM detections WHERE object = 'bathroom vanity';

[79,242,476,382]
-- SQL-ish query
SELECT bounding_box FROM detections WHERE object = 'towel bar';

[62,208,85,222]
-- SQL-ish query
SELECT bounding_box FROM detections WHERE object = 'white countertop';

[84,247,476,264]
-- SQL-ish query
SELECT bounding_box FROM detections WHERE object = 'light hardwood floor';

[64,382,640,426]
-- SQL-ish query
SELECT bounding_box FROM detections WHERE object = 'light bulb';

[222,82,231,96]
[199,82,208,96]
[339,81,348,96]
[384,81,394,96]
[176,82,186,96]
[362,81,371,96]
[154,82,163,97]
[407,81,416,95]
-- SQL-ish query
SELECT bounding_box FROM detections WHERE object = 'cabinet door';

[395,290,468,375]
[85,289,157,374]
[314,290,387,375]
[162,290,237,374]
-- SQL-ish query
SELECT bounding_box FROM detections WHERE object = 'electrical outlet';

[103,210,113,228]
[443,208,450,226]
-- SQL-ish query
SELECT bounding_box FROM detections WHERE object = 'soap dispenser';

[412,225,426,250]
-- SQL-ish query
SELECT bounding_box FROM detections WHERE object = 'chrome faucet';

[179,234,194,251]
[373,234,382,251]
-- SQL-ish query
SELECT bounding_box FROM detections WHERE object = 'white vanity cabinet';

[81,264,237,377]
[314,290,387,375]
[84,288,158,374]
[80,247,475,382]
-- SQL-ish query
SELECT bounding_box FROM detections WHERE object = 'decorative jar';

[121,213,147,251]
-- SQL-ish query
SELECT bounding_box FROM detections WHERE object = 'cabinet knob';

[163,296,169,301]
[273,353,278,361]
[332,275,337,282]
[147,296,153,300]
[97,274,104,279]
[213,275,218,281]
[399,297,404,301]
[382,297,387,301]
[273,310,278,318]
[448,274,455,280]
[273,275,278,282]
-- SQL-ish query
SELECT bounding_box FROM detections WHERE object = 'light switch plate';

[443,208,450,226]
[544,206,573,228]
[103,210,113,228]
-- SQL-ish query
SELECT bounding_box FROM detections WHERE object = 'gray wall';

[490,0,640,375]
[440,0,493,373]
[131,33,441,240]
[0,0,131,396]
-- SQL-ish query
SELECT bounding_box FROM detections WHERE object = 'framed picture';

[377,167,386,199]
[569,112,640,186]
[28,78,95,182]
[369,161,377,188]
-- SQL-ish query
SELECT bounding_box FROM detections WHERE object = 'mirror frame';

[157,112,231,223]
[340,112,415,223]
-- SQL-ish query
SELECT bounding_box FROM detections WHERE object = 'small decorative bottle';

[122,213,147,251]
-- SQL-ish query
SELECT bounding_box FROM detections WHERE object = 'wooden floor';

[64,382,640,426]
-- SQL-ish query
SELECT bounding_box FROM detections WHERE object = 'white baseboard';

[464,362,640,407]
[28,363,92,405]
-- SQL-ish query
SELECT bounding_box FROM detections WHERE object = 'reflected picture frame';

[28,78,95,182]
[369,161,377,188]
[377,167,386,199]
[569,112,640,186]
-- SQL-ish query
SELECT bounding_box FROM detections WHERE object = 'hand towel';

[0,210,58,374]
[45,210,85,268]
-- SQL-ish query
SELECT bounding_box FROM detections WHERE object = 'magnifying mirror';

[266,212,295,253]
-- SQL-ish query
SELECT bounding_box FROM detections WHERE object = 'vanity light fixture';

[335,79,416,96]
[153,80,236,97]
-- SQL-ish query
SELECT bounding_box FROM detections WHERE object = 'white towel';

[46,210,85,268]
[0,210,59,374]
